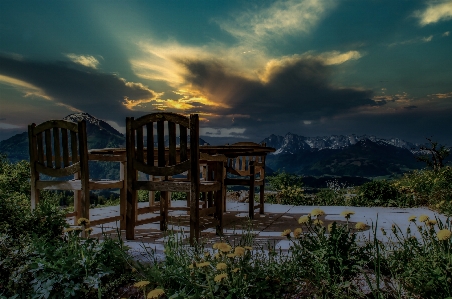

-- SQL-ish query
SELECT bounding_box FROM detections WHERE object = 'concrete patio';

[72,201,449,260]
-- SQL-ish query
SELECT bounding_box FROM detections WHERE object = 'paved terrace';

[71,201,448,260]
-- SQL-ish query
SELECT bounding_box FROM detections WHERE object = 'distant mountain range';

[0,113,438,179]
[263,133,427,177]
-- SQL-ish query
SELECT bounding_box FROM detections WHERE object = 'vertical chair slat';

[168,121,176,166]
[126,117,137,240]
[146,123,154,165]
[180,125,187,162]
[157,120,165,167]
[61,129,70,167]
[71,131,78,163]
[37,132,44,164]
[45,129,52,168]
[189,114,200,245]
[53,127,61,169]
[136,126,144,163]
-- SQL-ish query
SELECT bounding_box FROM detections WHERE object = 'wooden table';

[87,143,275,227]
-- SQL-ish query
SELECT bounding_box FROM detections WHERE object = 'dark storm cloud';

[0,55,160,122]
[181,57,377,127]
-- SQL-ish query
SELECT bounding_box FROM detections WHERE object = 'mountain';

[263,133,424,178]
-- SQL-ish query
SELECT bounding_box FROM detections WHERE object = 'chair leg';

[215,189,223,236]
[74,190,82,225]
[260,184,265,214]
[190,189,199,245]
[126,190,137,240]
[160,191,169,231]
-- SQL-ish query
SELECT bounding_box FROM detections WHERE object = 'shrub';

[351,180,404,207]
[266,171,304,205]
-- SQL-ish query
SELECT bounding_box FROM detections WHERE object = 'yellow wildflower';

[418,215,429,222]
[204,251,210,257]
[226,253,236,258]
[281,229,291,237]
[427,219,437,226]
[147,288,165,299]
[244,246,253,250]
[298,215,310,224]
[311,209,325,217]
[340,210,355,218]
[63,228,74,233]
[313,219,323,225]
[213,242,232,252]
[408,215,416,222]
[355,222,367,231]
[437,229,452,241]
[196,262,210,268]
[216,263,227,270]
[214,253,221,259]
[234,246,245,256]
[293,227,302,238]
[214,273,227,282]
[84,227,93,233]
[134,281,150,288]
[232,268,240,273]
[77,217,90,226]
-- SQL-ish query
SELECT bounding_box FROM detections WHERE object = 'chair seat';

[133,180,221,192]
[36,179,123,190]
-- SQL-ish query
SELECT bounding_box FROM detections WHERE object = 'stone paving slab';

[67,201,449,258]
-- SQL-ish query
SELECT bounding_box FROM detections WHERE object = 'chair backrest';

[126,113,200,178]
[227,142,266,178]
[28,120,88,178]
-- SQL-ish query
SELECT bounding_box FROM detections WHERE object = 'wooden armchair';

[28,120,124,226]
[125,113,225,244]
[224,142,267,219]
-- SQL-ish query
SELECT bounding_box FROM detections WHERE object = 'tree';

[416,138,450,171]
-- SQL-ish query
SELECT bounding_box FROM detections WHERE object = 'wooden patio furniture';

[224,142,267,219]
[28,120,124,226]
[125,112,225,245]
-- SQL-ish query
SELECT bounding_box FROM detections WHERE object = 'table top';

[89,143,275,158]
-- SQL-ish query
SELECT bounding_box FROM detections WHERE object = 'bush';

[266,171,304,205]
[351,180,404,207]
[394,166,452,215]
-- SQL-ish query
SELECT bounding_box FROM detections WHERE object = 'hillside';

[264,133,424,178]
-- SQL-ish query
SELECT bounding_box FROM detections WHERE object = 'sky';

[1,0,452,145]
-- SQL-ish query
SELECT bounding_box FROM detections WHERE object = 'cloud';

[388,35,434,47]
[218,0,337,44]
[65,53,101,69]
[443,31,450,36]
[0,55,162,123]
[0,122,21,129]
[180,54,377,136]
[430,92,452,98]
[417,1,452,26]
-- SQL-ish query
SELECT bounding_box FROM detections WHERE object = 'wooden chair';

[224,142,267,219]
[125,113,225,245]
[28,120,124,226]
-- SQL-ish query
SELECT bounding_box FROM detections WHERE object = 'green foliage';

[28,230,132,298]
[289,221,371,297]
[380,217,452,298]
[266,171,304,205]
[352,180,405,207]
[395,166,452,215]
